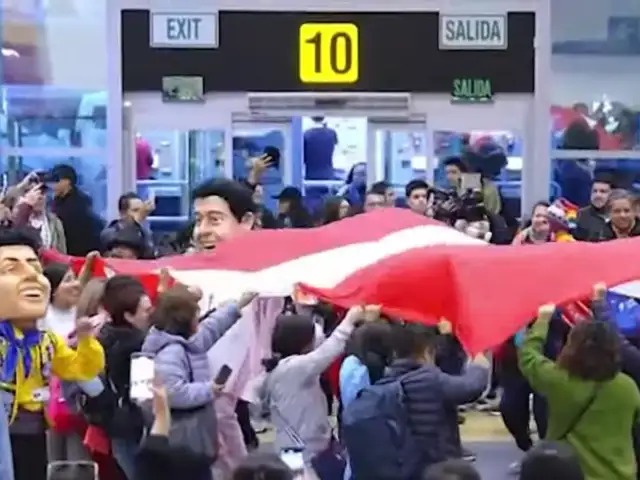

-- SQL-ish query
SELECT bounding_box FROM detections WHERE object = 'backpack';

[341,374,422,480]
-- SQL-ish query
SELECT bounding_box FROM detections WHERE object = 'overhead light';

[1,48,20,58]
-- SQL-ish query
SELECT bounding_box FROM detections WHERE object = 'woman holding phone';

[141,286,256,479]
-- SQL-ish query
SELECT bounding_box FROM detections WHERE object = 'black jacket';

[588,220,640,242]
[574,205,608,241]
[88,324,147,439]
[52,187,103,255]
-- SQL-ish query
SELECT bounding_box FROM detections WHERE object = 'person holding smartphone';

[140,286,257,479]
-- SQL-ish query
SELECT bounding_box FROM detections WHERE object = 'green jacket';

[519,317,640,480]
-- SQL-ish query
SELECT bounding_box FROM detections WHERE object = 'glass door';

[367,118,428,205]
[126,100,232,235]
[231,118,291,213]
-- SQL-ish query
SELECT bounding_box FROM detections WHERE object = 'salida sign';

[439,14,507,50]
[451,77,493,104]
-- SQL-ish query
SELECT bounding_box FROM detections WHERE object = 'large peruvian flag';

[43,209,640,353]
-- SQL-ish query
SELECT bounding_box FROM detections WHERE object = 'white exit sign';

[150,12,219,48]
[439,15,508,50]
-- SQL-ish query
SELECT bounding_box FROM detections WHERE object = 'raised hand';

[537,303,555,321]
[157,267,173,296]
[592,283,607,302]
[78,251,100,287]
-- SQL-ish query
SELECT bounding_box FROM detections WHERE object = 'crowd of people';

[0,146,640,480]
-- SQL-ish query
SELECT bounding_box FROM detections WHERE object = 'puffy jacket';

[141,303,241,409]
[378,359,488,466]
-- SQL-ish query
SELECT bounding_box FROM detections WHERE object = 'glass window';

[301,116,367,212]
[552,101,640,207]
[0,87,108,219]
[0,153,107,220]
[135,129,225,235]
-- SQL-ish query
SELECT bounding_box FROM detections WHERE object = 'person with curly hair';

[518,289,640,480]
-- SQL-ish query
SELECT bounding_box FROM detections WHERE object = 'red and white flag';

[43,209,640,354]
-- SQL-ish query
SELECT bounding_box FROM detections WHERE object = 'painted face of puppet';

[0,245,50,328]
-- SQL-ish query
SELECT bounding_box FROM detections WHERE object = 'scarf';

[0,320,44,383]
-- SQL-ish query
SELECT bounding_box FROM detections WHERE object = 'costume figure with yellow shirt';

[0,228,105,480]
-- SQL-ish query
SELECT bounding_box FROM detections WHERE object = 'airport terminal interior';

[1,1,640,237]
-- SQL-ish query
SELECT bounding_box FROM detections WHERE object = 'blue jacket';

[141,303,241,409]
[377,358,488,464]
[592,299,640,387]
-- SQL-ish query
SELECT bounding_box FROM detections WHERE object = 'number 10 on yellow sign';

[299,23,359,84]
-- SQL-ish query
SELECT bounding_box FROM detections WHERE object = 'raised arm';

[439,354,490,405]
[518,304,570,397]
[189,302,242,351]
[282,306,376,380]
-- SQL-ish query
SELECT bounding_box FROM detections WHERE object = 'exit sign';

[150,12,219,48]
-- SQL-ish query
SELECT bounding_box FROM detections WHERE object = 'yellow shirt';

[0,328,105,421]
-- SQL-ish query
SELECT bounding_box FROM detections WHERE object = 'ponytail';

[262,353,282,373]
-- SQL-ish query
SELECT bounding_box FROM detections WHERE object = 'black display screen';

[122,10,534,93]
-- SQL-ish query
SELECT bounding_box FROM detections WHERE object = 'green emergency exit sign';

[451,78,494,104]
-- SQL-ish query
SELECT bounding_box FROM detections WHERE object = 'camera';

[432,188,486,224]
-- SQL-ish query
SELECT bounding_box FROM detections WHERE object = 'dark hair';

[263,314,316,372]
[520,440,584,480]
[442,156,469,172]
[422,459,481,480]
[0,227,41,252]
[320,196,348,225]
[346,321,395,383]
[106,225,146,258]
[521,200,551,229]
[405,179,430,198]
[557,321,621,381]
[192,178,257,222]
[345,162,366,184]
[101,275,146,327]
[232,452,294,480]
[370,181,390,196]
[43,262,71,301]
[394,322,439,359]
[592,173,614,188]
[561,120,599,150]
[150,286,199,339]
[311,116,325,124]
[117,192,140,214]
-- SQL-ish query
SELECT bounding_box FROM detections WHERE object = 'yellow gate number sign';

[299,23,359,84]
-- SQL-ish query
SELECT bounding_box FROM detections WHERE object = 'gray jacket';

[141,303,241,409]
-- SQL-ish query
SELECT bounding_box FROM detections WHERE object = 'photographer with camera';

[431,182,510,245]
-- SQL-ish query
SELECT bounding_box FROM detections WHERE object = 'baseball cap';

[272,186,302,201]
[45,164,77,184]
[520,441,584,480]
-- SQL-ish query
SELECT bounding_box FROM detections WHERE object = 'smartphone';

[263,146,281,169]
[460,173,482,191]
[214,364,233,386]
[47,461,98,480]
[280,449,305,473]
[130,354,155,402]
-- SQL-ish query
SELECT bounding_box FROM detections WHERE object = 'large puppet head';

[546,198,579,239]
[0,228,50,328]
[192,179,257,250]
